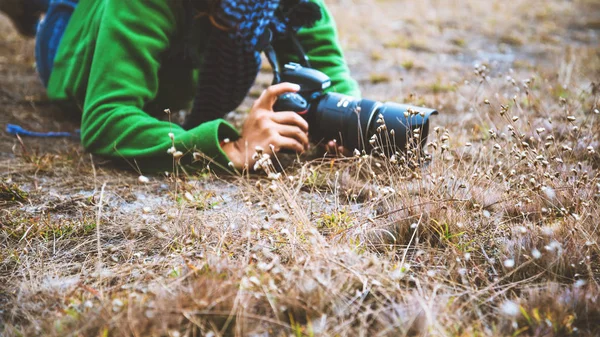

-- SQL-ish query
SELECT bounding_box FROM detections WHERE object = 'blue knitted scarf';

[182,0,321,129]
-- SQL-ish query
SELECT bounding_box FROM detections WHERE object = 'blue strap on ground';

[6,124,80,138]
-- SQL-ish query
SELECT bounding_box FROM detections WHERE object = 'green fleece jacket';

[47,0,359,170]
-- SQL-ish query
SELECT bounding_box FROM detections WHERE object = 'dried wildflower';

[138,175,150,184]
[168,132,175,141]
[268,172,281,180]
[184,192,194,202]
[167,146,176,154]
[531,248,542,259]
[500,300,520,317]
[484,99,490,104]
[493,143,501,150]
[566,116,576,122]
[268,183,277,192]
[503,259,515,268]
[112,299,124,312]
[173,151,183,159]
[512,116,519,122]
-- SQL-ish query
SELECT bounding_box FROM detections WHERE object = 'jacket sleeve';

[81,0,238,171]
[274,0,361,98]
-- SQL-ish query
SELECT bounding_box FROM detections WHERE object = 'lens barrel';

[309,93,438,153]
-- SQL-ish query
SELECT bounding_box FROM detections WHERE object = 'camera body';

[273,62,438,154]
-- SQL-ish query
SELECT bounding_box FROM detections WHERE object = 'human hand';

[222,82,309,169]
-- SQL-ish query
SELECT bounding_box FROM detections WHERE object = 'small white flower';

[138,175,150,184]
[503,259,515,268]
[167,146,176,154]
[184,192,194,202]
[500,300,520,317]
[173,151,183,159]
[168,132,175,140]
[268,172,281,180]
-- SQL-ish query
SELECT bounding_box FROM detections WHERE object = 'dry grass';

[1,0,599,336]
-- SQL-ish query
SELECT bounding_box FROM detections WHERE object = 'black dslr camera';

[271,62,438,154]
[265,1,438,156]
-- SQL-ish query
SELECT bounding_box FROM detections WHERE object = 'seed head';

[567,116,576,122]
[503,259,515,268]
[184,192,195,202]
[512,116,519,122]
[500,301,520,317]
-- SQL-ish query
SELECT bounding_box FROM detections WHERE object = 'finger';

[277,125,309,148]
[273,135,305,153]
[326,140,338,152]
[338,146,352,156]
[271,111,309,133]
[255,82,301,110]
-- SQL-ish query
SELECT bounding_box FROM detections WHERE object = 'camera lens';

[310,93,437,154]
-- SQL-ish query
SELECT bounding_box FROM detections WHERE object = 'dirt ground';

[1,0,599,336]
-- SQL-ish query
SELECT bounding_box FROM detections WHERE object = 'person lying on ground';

[0,0,359,172]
